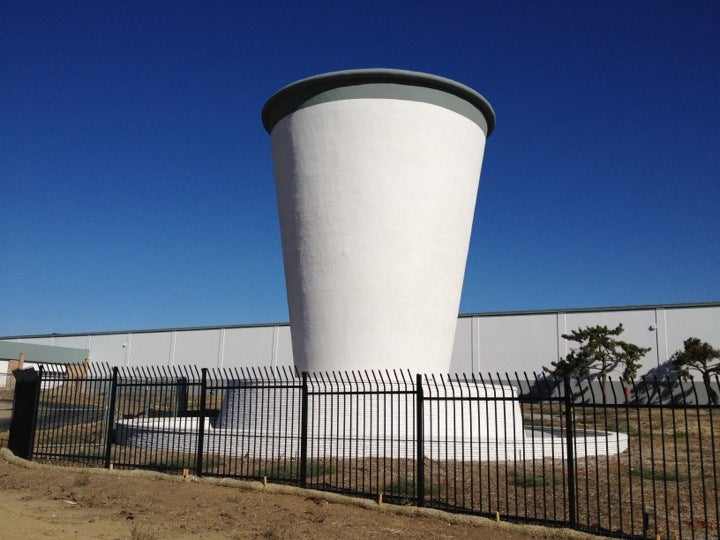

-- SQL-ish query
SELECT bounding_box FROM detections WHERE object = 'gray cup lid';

[262,68,495,137]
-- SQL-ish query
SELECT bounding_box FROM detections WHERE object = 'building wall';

[3,303,718,376]
[450,304,720,376]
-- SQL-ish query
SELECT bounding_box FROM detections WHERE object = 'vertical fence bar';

[691,380,707,540]
[537,373,548,521]
[371,372,379,495]
[104,367,118,469]
[300,371,309,489]
[654,378,670,537]
[429,374,438,506]
[669,378,683,540]
[563,376,576,527]
[326,372,333,491]
[710,374,720,540]
[195,368,207,476]
[416,373,425,507]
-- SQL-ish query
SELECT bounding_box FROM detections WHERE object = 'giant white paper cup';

[263,69,495,373]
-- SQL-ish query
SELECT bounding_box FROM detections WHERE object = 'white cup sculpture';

[263,69,495,374]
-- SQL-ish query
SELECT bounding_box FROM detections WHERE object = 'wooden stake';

[182,468,189,478]
[378,493,383,505]
[496,511,500,523]
[109,463,114,470]
[263,476,267,486]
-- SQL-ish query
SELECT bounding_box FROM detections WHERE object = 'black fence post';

[563,376,576,527]
[104,366,119,469]
[195,368,207,476]
[300,371,309,489]
[8,367,42,460]
[416,373,425,507]
[176,376,189,416]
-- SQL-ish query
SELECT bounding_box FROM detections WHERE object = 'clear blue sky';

[1,1,718,336]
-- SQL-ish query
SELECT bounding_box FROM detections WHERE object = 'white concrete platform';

[115,383,628,463]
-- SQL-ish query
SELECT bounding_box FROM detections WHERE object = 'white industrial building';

[2,302,717,376]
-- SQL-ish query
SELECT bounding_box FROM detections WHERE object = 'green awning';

[0,341,89,365]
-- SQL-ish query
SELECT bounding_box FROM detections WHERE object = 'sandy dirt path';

[0,448,606,540]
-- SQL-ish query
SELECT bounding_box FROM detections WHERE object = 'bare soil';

[0,448,610,540]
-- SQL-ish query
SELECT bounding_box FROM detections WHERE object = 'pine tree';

[545,323,651,385]
[670,337,720,405]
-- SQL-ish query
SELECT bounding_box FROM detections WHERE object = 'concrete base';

[114,416,628,461]
[114,381,628,461]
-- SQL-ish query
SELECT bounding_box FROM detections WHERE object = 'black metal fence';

[9,365,720,540]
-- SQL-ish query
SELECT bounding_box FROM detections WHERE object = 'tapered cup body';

[263,69,494,373]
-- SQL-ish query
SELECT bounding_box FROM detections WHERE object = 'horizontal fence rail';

[9,366,719,540]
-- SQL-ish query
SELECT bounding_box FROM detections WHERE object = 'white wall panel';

[125,332,173,367]
[46,335,90,349]
[664,307,720,360]
[450,318,473,374]
[88,334,130,365]
[475,314,558,374]
[275,326,294,368]
[222,326,276,368]
[173,329,221,368]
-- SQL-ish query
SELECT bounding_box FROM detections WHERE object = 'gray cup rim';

[262,68,495,137]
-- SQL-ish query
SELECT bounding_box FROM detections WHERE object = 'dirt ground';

[0,448,614,540]
[0,394,609,539]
